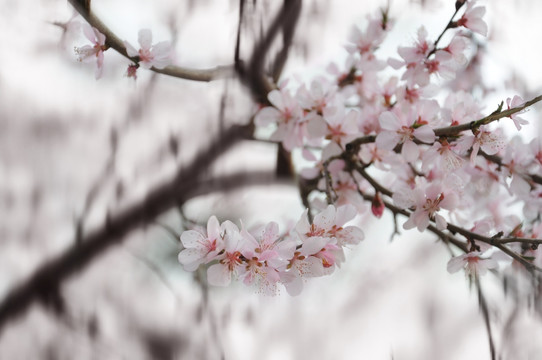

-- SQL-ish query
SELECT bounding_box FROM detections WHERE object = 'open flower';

[447,251,498,277]
[255,88,305,150]
[395,181,459,231]
[178,216,225,271]
[124,29,172,69]
[74,23,107,79]
[506,95,528,131]
[296,204,364,247]
[456,1,488,37]
[376,111,435,163]
[206,221,244,286]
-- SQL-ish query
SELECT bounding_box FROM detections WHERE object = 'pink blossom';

[295,79,338,113]
[376,111,435,163]
[178,216,225,271]
[295,204,364,247]
[397,26,433,63]
[456,1,488,37]
[447,251,498,277]
[74,23,107,79]
[281,236,330,296]
[321,108,360,147]
[388,27,434,86]
[443,33,468,65]
[206,221,244,286]
[395,182,459,231]
[506,95,528,131]
[346,16,385,56]
[237,223,285,294]
[255,88,306,150]
[422,140,463,173]
[455,126,506,163]
[124,29,172,70]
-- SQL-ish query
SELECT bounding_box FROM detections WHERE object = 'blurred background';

[0,0,542,359]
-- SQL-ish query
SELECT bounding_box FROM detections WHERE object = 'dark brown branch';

[242,0,302,103]
[0,125,263,331]
[271,0,302,82]
[475,277,497,360]
[234,0,245,68]
[68,0,234,82]
[344,95,542,153]
[446,223,542,273]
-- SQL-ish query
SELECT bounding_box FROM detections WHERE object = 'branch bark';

[68,0,234,82]
[0,125,262,331]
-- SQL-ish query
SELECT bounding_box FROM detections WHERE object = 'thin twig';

[434,95,542,137]
[447,223,542,273]
[475,277,497,360]
[426,2,464,58]
[0,124,269,330]
[68,0,234,82]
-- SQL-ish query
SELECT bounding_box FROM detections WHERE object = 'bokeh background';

[1,0,542,359]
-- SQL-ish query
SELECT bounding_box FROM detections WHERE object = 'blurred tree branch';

[0,0,308,332]
[0,124,288,330]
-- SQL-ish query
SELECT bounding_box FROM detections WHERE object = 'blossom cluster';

[178,205,364,295]
[73,22,173,79]
[176,0,542,291]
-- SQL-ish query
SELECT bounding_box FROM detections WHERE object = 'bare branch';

[475,277,497,360]
[242,0,302,103]
[271,0,302,82]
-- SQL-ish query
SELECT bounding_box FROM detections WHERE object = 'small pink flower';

[456,126,506,163]
[506,95,528,131]
[280,236,330,296]
[178,216,225,271]
[124,29,172,69]
[376,111,435,163]
[447,251,498,277]
[206,221,244,286]
[456,1,488,37]
[74,23,107,79]
[255,88,306,150]
[396,182,459,231]
[296,204,364,247]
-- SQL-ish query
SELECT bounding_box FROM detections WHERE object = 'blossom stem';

[434,94,542,137]
[427,3,464,58]
[447,223,542,273]
[68,0,234,82]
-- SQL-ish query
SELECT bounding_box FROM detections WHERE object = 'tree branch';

[0,125,267,331]
[271,0,302,82]
[68,0,234,82]
[241,0,302,103]
[434,94,542,137]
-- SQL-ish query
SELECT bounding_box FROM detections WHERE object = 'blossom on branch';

[506,95,528,130]
[124,29,173,70]
[74,23,107,79]
[456,1,488,37]
[447,251,498,277]
[376,111,435,163]
[178,216,225,271]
